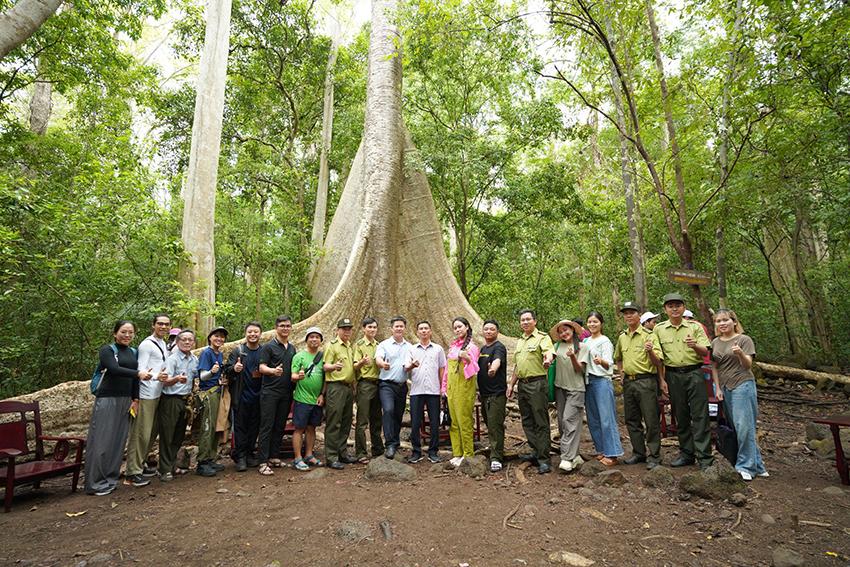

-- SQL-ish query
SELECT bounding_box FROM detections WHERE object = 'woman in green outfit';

[442,317,480,467]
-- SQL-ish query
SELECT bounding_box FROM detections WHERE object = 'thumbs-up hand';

[644,341,654,352]
[211,362,220,374]
[684,334,697,349]
[275,363,284,377]
[157,370,169,382]
[177,373,188,384]
[139,367,153,380]
[334,361,344,371]
[234,357,244,373]
[731,344,743,355]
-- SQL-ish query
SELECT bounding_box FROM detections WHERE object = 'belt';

[327,380,354,388]
[519,375,546,383]
[666,364,702,373]
[161,393,189,400]
[624,373,657,381]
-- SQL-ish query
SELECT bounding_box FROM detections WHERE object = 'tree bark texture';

[28,78,51,135]
[179,0,232,338]
[0,0,62,59]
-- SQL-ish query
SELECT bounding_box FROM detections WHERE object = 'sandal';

[269,458,283,468]
[305,455,324,467]
[258,463,274,476]
[595,454,605,461]
[356,456,370,465]
[294,459,310,471]
[600,457,618,467]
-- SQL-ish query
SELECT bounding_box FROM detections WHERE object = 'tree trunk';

[178,0,232,338]
[716,0,744,310]
[755,362,850,386]
[28,77,51,134]
[0,0,62,59]
[308,42,339,280]
[267,0,483,348]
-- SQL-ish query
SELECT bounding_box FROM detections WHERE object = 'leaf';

[65,510,87,517]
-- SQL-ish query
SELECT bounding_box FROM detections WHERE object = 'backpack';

[90,344,138,395]
[715,415,738,466]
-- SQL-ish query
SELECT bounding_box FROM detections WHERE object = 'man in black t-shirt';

[225,322,264,472]
[257,316,296,475]
[477,319,508,473]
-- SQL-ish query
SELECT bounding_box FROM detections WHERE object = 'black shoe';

[328,461,345,470]
[339,454,358,464]
[196,463,217,477]
[142,465,158,477]
[428,453,441,463]
[519,453,539,465]
[246,455,260,468]
[385,447,396,459]
[235,457,247,472]
[623,455,647,465]
[209,462,225,472]
[670,455,696,467]
[538,462,552,474]
[407,454,424,464]
[372,449,385,458]
[698,459,714,471]
[123,474,151,487]
[646,460,660,470]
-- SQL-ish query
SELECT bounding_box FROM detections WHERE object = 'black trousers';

[258,390,291,462]
[234,398,261,460]
[409,394,441,456]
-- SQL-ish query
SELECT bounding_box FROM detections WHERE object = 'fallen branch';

[503,502,521,530]
[729,511,742,531]
[756,362,850,385]
[799,520,832,528]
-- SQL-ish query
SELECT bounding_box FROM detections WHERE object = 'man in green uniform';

[655,293,713,469]
[508,309,555,474]
[614,301,665,470]
[353,317,384,462]
[323,318,357,470]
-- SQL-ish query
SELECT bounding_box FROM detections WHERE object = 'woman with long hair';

[442,317,480,467]
[85,320,152,496]
[581,311,623,466]
[711,309,768,481]
[548,319,587,472]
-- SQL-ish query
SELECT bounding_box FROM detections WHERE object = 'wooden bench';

[813,415,850,485]
[0,401,86,512]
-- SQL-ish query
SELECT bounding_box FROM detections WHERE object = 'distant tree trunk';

[716,0,744,310]
[309,41,339,280]
[0,0,62,59]
[28,77,51,135]
[178,0,232,338]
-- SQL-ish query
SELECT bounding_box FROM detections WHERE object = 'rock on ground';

[578,460,606,478]
[679,461,746,500]
[821,486,845,496]
[771,546,805,567]
[642,466,675,489]
[547,550,595,565]
[364,456,417,482]
[729,492,747,507]
[9,380,92,437]
[593,469,626,487]
[335,520,373,542]
[304,468,328,480]
[458,455,488,478]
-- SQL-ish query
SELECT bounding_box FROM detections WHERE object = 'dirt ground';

[2,384,850,567]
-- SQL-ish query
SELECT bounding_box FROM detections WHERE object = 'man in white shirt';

[375,316,416,459]
[408,321,446,464]
[124,314,170,487]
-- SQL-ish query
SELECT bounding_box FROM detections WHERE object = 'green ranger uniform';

[323,336,355,463]
[514,329,555,462]
[655,318,713,467]
[614,325,663,462]
[353,337,383,459]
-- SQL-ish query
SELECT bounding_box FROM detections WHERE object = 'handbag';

[715,415,738,466]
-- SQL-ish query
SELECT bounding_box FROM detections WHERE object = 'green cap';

[662,292,686,305]
[620,301,641,313]
[337,318,354,328]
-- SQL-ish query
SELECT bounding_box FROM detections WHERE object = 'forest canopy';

[0,0,848,398]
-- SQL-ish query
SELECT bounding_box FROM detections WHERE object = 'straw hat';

[549,319,583,342]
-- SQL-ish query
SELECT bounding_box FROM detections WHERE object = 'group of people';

[83,293,768,496]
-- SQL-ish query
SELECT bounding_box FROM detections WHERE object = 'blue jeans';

[585,375,623,458]
[379,381,408,450]
[722,380,767,476]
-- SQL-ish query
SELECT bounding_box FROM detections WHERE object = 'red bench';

[813,415,850,485]
[0,401,86,512]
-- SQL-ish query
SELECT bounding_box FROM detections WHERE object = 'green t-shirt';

[292,350,324,405]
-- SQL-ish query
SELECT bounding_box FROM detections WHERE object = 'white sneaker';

[739,470,753,481]
[571,456,585,468]
[559,460,573,472]
[757,471,770,478]
[449,456,464,467]
[490,460,502,472]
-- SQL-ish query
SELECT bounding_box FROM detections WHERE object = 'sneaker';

[739,470,753,481]
[196,463,217,477]
[558,459,573,473]
[209,462,225,472]
[159,472,173,482]
[490,460,503,473]
[123,474,151,487]
[449,456,464,467]
[294,459,310,471]
[407,454,424,464]
[428,454,442,464]
[142,465,158,477]
[93,486,115,496]
[757,471,770,478]
[571,456,585,469]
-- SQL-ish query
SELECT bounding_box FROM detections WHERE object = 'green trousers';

[197,389,221,463]
[354,379,384,459]
[480,394,506,462]
[324,381,354,463]
[125,397,159,475]
[157,395,188,475]
[517,377,551,461]
[447,361,477,458]
[667,367,713,466]
[622,377,661,461]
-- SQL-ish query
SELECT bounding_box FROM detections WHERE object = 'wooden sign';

[667,269,713,286]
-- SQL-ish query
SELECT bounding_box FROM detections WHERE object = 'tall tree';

[0,0,62,59]
[179,0,232,337]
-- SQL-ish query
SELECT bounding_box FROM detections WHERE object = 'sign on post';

[667,269,713,286]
